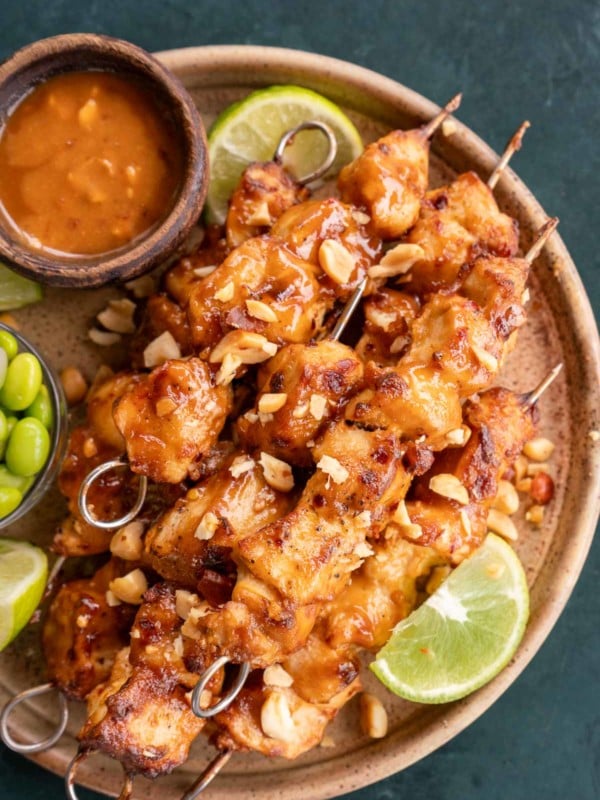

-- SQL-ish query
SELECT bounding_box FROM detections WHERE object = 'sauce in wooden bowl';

[0,71,185,256]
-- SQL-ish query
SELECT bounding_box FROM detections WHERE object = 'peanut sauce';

[0,71,184,256]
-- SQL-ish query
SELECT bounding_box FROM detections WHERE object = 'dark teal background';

[0,1,598,799]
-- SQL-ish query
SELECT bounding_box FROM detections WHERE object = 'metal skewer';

[522,363,563,409]
[274,120,338,184]
[0,682,69,754]
[487,120,530,189]
[181,750,233,800]
[78,456,148,530]
[65,749,133,800]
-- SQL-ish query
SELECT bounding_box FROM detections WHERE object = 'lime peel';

[371,534,529,704]
[205,85,364,224]
[0,263,43,311]
[0,538,48,651]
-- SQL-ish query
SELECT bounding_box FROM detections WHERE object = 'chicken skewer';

[355,120,530,366]
[0,560,136,754]
[182,368,559,796]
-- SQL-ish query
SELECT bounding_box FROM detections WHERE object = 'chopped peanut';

[523,437,555,462]
[109,569,148,605]
[60,366,88,406]
[359,693,388,739]
[143,331,181,368]
[318,239,355,284]
[258,393,287,413]
[429,473,469,505]
[259,452,294,492]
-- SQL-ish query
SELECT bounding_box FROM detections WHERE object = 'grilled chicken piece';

[143,456,294,591]
[226,161,309,249]
[404,172,519,294]
[321,535,444,651]
[42,560,136,700]
[337,129,429,239]
[270,197,381,282]
[355,288,420,366]
[213,666,360,759]
[187,236,331,354]
[113,358,233,483]
[80,583,220,778]
[236,340,364,467]
[164,228,229,308]
[405,387,536,561]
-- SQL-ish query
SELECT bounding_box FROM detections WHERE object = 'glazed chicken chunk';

[113,357,233,483]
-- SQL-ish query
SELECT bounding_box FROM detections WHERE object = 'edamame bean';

[0,409,7,460]
[0,348,7,392]
[5,416,16,436]
[0,331,18,361]
[0,352,42,411]
[0,465,33,493]
[25,385,53,429]
[5,417,50,476]
[0,486,22,519]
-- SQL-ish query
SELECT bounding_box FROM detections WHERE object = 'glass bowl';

[0,321,68,528]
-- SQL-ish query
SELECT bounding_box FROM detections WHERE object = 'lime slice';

[0,538,47,651]
[371,533,529,704]
[0,263,42,311]
[206,85,364,224]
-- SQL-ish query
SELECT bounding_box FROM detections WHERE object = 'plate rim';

[11,43,600,800]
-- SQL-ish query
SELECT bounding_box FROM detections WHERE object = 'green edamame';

[0,348,7,392]
[0,465,34,493]
[0,331,18,361]
[25,385,53,429]
[0,352,43,411]
[5,416,17,436]
[0,409,7,460]
[0,486,23,519]
[5,417,50,477]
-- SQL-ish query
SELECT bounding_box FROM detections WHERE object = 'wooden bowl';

[0,34,208,288]
[0,45,598,800]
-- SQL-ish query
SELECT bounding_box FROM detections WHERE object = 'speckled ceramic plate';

[1,45,599,800]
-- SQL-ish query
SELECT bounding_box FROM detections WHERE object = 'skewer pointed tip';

[421,92,462,140]
[487,120,531,189]
[523,363,563,408]
[524,217,559,264]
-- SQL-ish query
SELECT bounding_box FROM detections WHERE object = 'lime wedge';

[206,85,364,224]
[371,533,529,704]
[0,263,42,311]
[0,538,47,651]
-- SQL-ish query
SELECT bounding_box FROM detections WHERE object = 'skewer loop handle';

[65,749,133,800]
[191,657,251,718]
[274,120,337,185]
[0,682,68,754]
[78,457,147,530]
